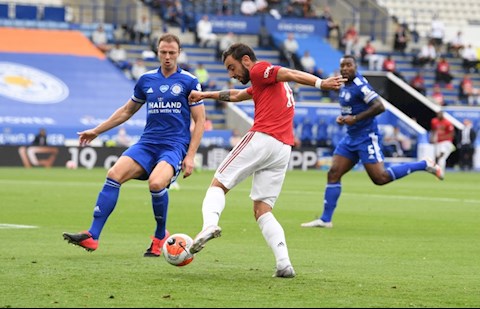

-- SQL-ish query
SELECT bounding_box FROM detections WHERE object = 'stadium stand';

[377,0,480,44]
[0,28,144,146]
[0,0,478,168]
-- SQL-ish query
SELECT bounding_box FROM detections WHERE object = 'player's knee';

[106,168,123,183]
[254,209,270,221]
[327,169,342,182]
[148,179,169,191]
[370,174,390,186]
[253,201,272,220]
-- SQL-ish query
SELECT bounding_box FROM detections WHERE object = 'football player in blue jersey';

[63,34,206,256]
[301,55,443,228]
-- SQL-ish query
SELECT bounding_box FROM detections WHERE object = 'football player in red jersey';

[187,43,345,278]
[431,110,455,174]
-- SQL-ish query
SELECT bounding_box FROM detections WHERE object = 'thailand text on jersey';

[131,67,203,146]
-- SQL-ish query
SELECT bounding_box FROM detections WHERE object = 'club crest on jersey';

[263,65,274,78]
[340,90,351,102]
[160,85,169,93]
[171,83,183,96]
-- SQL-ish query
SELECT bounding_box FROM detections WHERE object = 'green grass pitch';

[0,167,479,308]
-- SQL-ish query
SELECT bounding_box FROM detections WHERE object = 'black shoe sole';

[143,252,160,257]
[63,233,95,252]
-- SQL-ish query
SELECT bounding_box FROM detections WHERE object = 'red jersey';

[461,77,473,93]
[432,91,445,105]
[431,117,454,142]
[246,61,295,145]
[410,75,424,88]
[383,59,396,72]
[437,60,450,73]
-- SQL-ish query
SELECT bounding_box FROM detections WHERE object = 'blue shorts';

[122,141,186,181]
[334,131,384,164]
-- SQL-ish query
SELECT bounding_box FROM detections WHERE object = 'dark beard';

[239,66,250,85]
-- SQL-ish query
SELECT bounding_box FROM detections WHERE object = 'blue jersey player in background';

[301,55,443,228]
[63,34,206,256]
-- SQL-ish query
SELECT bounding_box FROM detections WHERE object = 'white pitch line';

[0,224,38,229]
[0,179,479,205]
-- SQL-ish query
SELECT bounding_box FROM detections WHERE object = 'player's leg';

[191,132,260,254]
[188,179,225,254]
[256,201,295,278]
[144,160,177,257]
[321,155,355,224]
[63,155,143,251]
[249,140,294,277]
[201,132,263,229]
[436,141,455,175]
[89,155,143,238]
[301,137,357,228]
[361,130,443,185]
[366,157,443,183]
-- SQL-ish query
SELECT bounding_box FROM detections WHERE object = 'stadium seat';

[0,3,8,19]
[15,4,37,20]
[43,6,65,22]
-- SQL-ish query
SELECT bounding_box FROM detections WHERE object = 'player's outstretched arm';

[77,99,141,146]
[276,67,346,91]
[189,89,252,103]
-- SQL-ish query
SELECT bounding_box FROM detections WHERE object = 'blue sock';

[386,160,427,181]
[320,182,342,223]
[89,178,121,240]
[151,189,168,240]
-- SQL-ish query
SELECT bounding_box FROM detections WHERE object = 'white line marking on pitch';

[1,179,479,205]
[0,224,38,229]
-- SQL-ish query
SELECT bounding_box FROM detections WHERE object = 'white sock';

[201,186,225,230]
[438,155,447,172]
[257,212,291,270]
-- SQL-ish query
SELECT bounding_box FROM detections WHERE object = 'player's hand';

[182,156,195,178]
[336,115,345,125]
[188,90,203,103]
[322,75,347,90]
[77,129,98,147]
[343,115,357,126]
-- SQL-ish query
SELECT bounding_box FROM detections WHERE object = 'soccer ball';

[65,160,77,169]
[162,233,195,267]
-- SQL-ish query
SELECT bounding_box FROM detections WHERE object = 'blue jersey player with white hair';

[301,55,443,228]
[63,34,206,256]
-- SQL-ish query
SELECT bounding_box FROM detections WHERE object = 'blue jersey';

[131,67,203,146]
[335,73,384,164]
[339,73,380,136]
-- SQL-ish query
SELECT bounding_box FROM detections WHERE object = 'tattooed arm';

[189,89,252,103]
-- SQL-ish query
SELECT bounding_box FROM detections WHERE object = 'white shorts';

[435,140,455,157]
[215,131,292,207]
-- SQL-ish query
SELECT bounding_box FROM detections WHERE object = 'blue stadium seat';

[43,6,65,22]
[0,3,8,19]
[15,4,37,20]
